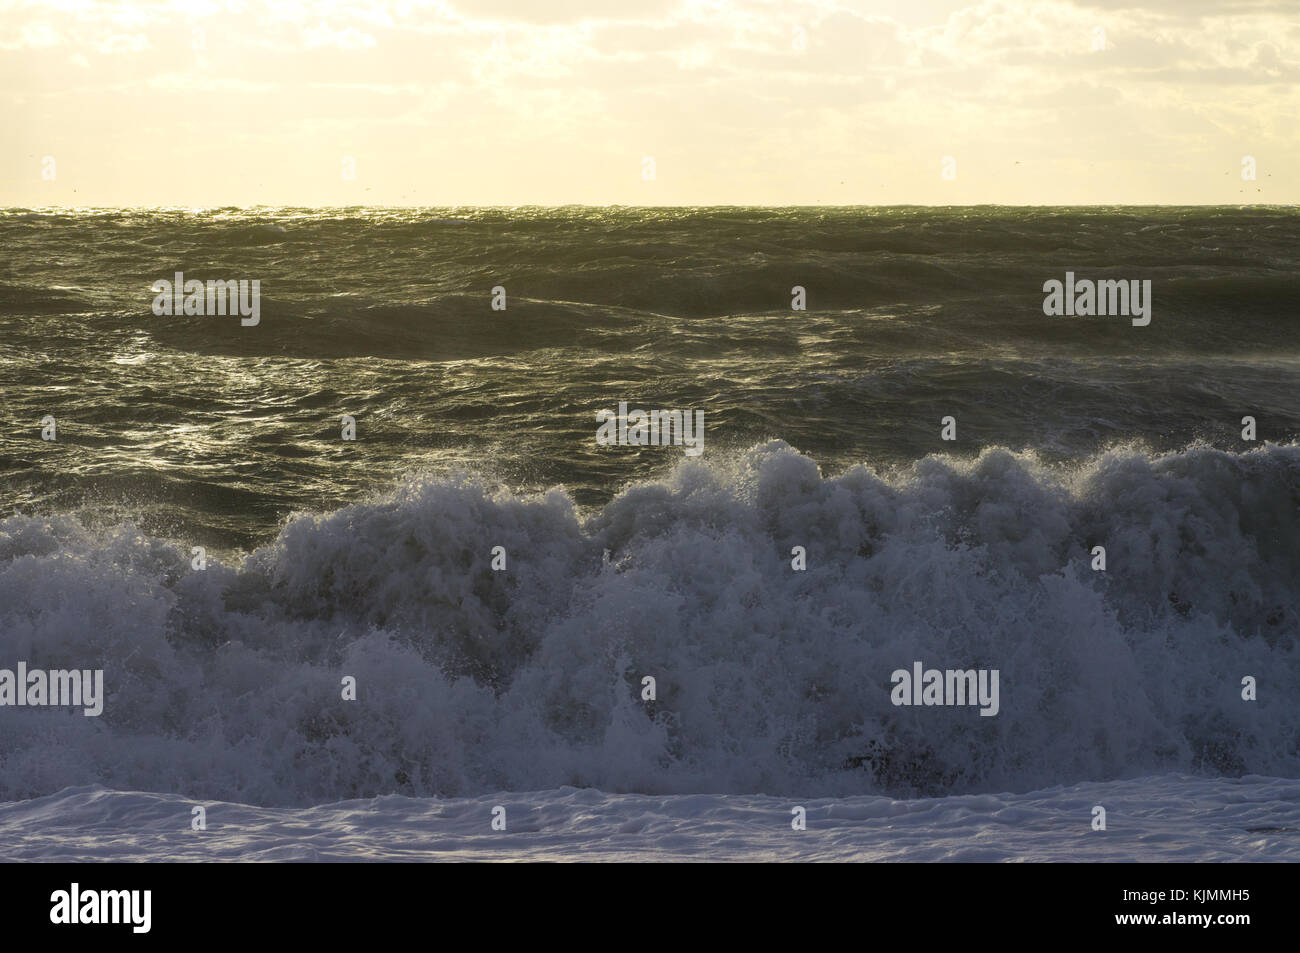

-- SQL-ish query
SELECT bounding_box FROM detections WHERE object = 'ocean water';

[1,206,1297,860]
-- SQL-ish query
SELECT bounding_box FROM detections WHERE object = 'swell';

[2,206,1298,359]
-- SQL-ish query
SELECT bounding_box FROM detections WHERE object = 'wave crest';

[0,441,1296,805]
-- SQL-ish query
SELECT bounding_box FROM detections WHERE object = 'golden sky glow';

[4,0,1297,206]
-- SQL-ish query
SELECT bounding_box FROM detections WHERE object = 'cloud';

[2,0,1297,204]
[445,0,677,24]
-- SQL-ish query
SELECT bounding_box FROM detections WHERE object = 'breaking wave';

[1,441,1296,806]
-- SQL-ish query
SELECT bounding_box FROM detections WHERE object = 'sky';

[2,0,1297,206]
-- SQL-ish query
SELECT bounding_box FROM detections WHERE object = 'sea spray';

[0,441,1294,806]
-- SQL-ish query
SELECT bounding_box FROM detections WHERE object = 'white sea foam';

[0,441,1296,807]
[1,776,1296,862]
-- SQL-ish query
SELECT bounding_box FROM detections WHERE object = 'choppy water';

[0,206,1296,808]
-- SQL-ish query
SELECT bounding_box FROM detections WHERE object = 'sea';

[1,206,1296,860]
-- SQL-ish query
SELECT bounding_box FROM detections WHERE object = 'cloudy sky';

[3,0,1296,205]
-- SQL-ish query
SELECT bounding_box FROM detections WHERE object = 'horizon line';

[4,202,1297,212]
